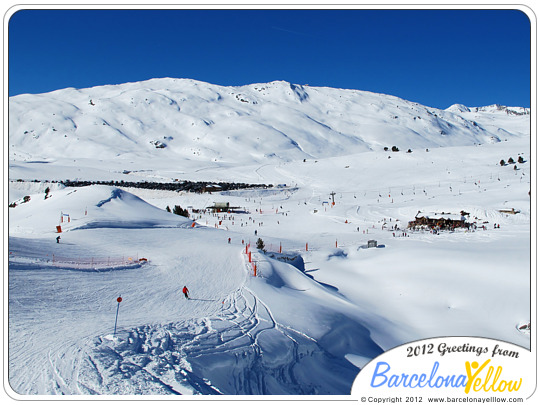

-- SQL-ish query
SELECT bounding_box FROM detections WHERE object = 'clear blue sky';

[8,8,531,109]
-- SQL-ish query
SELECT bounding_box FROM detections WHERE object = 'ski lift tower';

[330,191,336,206]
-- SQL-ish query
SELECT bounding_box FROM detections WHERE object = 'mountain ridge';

[9,78,530,167]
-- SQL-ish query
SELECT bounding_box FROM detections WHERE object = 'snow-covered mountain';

[8,79,531,396]
[9,78,530,176]
[447,103,530,116]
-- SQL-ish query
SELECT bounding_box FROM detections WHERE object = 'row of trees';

[17,179,272,194]
[500,156,525,166]
[383,146,414,153]
[383,146,400,152]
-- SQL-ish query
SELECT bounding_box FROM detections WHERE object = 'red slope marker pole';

[113,296,122,337]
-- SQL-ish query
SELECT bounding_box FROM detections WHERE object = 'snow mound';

[9,185,191,235]
[81,187,192,230]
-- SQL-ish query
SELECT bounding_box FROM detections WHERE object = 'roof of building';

[417,213,464,221]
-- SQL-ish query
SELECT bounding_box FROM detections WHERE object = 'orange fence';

[243,243,257,277]
[51,254,145,270]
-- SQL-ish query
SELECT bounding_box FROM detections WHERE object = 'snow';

[7,78,532,396]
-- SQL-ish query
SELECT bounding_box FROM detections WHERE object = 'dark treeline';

[15,179,272,193]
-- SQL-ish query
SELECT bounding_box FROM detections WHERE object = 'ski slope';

[7,79,531,396]
[8,185,385,394]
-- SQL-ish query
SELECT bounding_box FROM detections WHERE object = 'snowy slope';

[8,185,384,395]
[7,78,531,396]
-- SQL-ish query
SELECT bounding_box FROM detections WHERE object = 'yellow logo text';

[464,360,522,394]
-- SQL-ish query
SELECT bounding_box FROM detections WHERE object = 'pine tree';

[173,205,189,218]
[256,237,266,252]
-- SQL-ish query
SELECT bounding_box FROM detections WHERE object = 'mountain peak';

[446,104,471,113]
[447,103,530,117]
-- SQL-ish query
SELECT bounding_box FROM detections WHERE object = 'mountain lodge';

[408,212,469,230]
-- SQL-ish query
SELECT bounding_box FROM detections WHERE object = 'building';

[407,212,468,230]
[207,202,230,212]
[367,240,378,248]
[499,208,520,215]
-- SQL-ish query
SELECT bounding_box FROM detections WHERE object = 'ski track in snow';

[41,283,359,395]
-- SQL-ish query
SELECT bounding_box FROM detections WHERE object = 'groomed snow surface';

[8,139,531,396]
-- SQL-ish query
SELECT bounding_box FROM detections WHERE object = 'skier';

[56,236,61,243]
[182,286,190,299]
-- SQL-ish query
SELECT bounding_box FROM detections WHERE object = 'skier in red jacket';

[182,286,190,299]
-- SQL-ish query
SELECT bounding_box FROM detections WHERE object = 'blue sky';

[8,8,531,109]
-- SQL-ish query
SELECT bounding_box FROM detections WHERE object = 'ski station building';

[407,212,469,231]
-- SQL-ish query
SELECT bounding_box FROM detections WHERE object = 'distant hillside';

[9,78,530,166]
